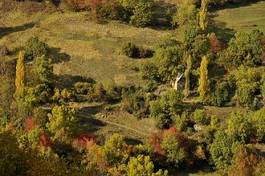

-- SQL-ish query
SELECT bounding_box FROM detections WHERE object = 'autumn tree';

[184,54,192,97]
[198,0,208,31]
[15,51,25,93]
[198,56,209,100]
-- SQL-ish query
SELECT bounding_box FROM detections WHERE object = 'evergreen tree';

[198,56,209,100]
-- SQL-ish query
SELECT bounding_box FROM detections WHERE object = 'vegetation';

[0,0,264,175]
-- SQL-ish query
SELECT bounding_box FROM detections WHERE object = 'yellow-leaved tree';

[199,0,208,31]
[198,56,209,100]
[184,54,192,97]
[15,51,25,92]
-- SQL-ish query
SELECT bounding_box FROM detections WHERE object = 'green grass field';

[213,1,265,33]
[0,11,172,86]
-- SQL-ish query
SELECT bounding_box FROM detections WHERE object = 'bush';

[209,80,234,107]
[74,82,94,95]
[121,42,153,58]
[122,42,139,58]
[129,0,154,27]
[193,109,208,125]
[121,88,149,118]
[24,37,49,60]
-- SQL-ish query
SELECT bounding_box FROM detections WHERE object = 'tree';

[184,54,192,97]
[103,133,127,166]
[226,112,254,143]
[24,37,48,60]
[228,146,257,176]
[233,66,260,108]
[222,30,264,69]
[199,0,208,31]
[47,105,77,141]
[15,51,25,93]
[0,132,27,176]
[209,131,234,170]
[150,89,183,128]
[127,155,168,176]
[198,56,209,100]
[153,45,183,83]
[130,0,154,27]
[172,0,197,26]
[161,129,187,166]
[251,108,265,142]
[193,109,208,125]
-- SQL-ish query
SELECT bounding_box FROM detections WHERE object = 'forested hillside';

[0,0,264,175]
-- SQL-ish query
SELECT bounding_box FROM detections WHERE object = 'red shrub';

[73,133,95,150]
[209,33,222,54]
[24,117,36,132]
[39,133,52,148]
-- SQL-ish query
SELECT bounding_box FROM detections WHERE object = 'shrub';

[122,42,153,58]
[193,109,208,125]
[121,42,139,58]
[74,82,94,95]
[24,37,49,60]
[129,0,154,27]
[209,80,234,107]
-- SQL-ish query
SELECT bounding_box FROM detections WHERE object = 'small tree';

[127,155,168,176]
[198,56,209,100]
[47,105,77,141]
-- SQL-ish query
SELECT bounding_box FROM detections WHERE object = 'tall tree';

[199,0,208,31]
[198,56,209,100]
[184,54,192,97]
[15,51,25,92]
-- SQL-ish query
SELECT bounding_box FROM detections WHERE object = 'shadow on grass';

[76,105,106,134]
[54,74,95,89]
[208,14,236,43]
[210,0,263,11]
[125,137,142,145]
[49,47,71,64]
[0,22,35,39]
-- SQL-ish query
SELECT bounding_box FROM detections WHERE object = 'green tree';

[153,45,183,83]
[130,0,154,27]
[0,132,27,176]
[47,105,77,141]
[227,112,254,143]
[193,109,208,125]
[24,37,48,60]
[161,131,187,166]
[222,30,264,69]
[198,56,209,100]
[150,89,183,128]
[103,133,127,166]
[251,108,265,142]
[172,0,197,26]
[233,66,260,108]
[127,155,168,176]
[209,131,234,170]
